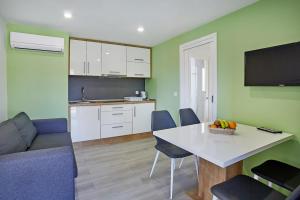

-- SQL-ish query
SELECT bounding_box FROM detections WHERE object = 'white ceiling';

[0,0,257,46]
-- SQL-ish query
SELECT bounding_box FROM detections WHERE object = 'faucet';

[81,86,87,101]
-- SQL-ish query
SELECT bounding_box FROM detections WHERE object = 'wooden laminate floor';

[74,138,198,200]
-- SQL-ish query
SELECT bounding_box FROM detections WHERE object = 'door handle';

[98,108,100,120]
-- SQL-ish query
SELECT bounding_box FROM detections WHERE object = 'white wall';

[0,16,7,122]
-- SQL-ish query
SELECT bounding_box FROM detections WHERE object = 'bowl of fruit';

[208,120,237,135]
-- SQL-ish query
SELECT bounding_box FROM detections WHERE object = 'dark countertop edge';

[68,99,156,107]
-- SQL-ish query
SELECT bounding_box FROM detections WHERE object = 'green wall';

[146,0,300,185]
[7,24,69,119]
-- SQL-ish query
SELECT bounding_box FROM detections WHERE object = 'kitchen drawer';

[101,123,132,138]
[101,104,133,112]
[101,110,132,125]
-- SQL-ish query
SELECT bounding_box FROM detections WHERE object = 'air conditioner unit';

[10,32,64,53]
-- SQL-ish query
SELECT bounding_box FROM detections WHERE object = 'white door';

[180,34,217,122]
[132,103,155,134]
[86,42,101,76]
[102,43,126,75]
[70,40,86,75]
[70,106,101,142]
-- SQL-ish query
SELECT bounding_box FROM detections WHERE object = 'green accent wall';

[146,0,300,187]
[7,24,69,119]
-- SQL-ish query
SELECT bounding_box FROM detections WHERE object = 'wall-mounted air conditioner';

[10,32,64,53]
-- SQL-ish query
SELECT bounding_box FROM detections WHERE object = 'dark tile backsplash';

[68,76,145,101]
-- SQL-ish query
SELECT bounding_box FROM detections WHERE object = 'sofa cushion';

[0,120,27,155]
[29,132,72,150]
[29,132,78,177]
[12,112,37,147]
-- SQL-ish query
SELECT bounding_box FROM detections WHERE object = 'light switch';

[173,91,178,97]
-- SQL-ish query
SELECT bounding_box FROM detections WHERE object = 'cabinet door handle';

[83,61,86,74]
[134,73,144,76]
[98,108,100,120]
[134,58,144,61]
[109,71,120,74]
[112,106,123,109]
[88,62,90,74]
[134,106,136,117]
[112,113,123,116]
[112,126,123,129]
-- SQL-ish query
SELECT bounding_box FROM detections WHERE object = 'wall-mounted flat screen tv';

[245,41,300,86]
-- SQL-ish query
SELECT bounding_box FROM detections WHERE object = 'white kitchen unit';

[132,103,155,134]
[69,39,101,76]
[102,43,126,76]
[101,104,133,138]
[70,106,101,142]
[86,41,102,76]
[126,47,151,78]
[70,40,86,75]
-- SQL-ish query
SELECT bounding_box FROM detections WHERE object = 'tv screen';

[245,41,300,86]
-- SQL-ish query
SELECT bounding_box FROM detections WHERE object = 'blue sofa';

[0,112,77,200]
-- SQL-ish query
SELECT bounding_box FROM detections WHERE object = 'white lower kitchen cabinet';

[70,106,101,142]
[101,122,132,138]
[132,103,155,134]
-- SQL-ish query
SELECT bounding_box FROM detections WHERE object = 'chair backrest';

[286,185,300,200]
[179,108,200,126]
[151,110,176,131]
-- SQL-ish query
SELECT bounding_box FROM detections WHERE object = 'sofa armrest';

[33,118,68,134]
[0,147,75,200]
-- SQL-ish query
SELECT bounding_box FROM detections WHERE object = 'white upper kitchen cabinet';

[127,62,150,78]
[127,47,150,63]
[86,41,102,76]
[126,47,151,78]
[70,39,101,76]
[70,106,101,142]
[70,40,86,75]
[102,43,126,75]
[132,103,155,134]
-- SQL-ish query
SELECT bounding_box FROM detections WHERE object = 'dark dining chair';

[149,110,198,199]
[179,108,201,126]
[178,108,201,171]
[211,175,300,200]
[252,160,300,191]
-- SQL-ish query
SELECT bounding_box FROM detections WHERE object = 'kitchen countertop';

[69,99,156,106]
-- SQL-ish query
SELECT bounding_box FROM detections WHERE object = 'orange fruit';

[210,124,217,129]
[228,121,237,129]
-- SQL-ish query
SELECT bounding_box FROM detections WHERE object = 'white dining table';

[153,123,293,200]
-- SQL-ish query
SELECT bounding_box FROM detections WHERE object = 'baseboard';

[73,132,153,147]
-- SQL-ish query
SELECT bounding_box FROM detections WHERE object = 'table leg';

[187,159,243,200]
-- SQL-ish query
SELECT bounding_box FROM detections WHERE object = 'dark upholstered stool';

[252,160,300,191]
[211,175,286,200]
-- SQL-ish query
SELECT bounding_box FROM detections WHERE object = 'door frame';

[179,32,217,121]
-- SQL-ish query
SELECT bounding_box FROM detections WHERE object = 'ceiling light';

[64,11,72,19]
[137,26,144,33]
[105,52,110,55]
